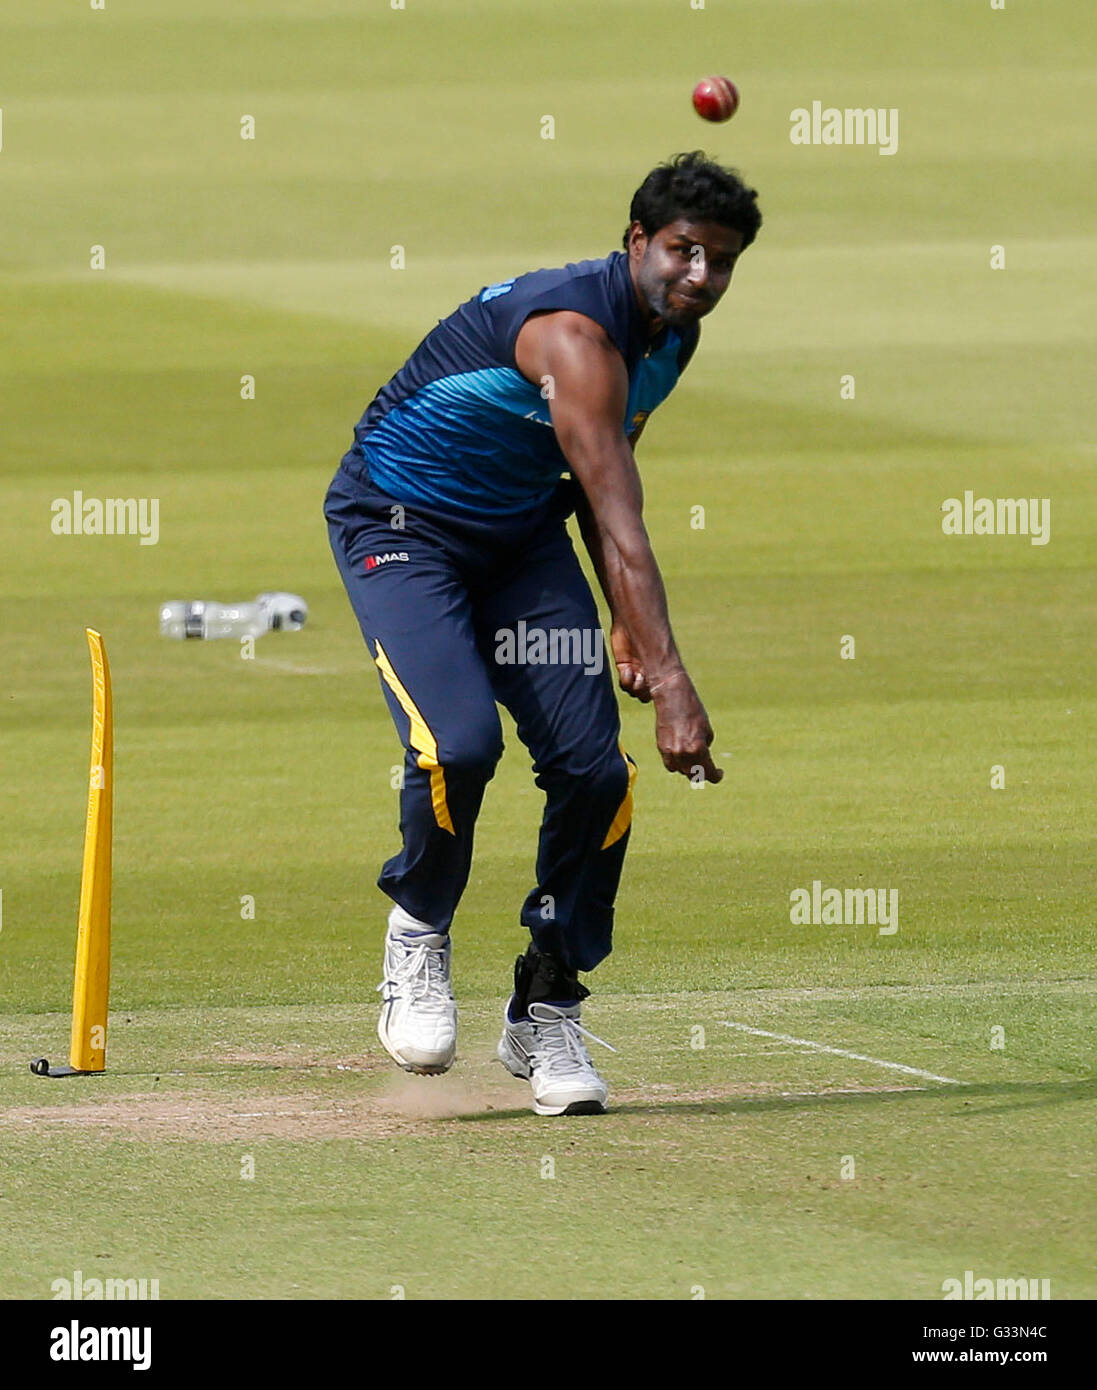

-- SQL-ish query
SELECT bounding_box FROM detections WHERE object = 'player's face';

[629,218,744,329]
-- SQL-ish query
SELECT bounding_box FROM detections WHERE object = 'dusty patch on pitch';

[1,1093,366,1141]
[1,1075,521,1141]
[375,1072,519,1119]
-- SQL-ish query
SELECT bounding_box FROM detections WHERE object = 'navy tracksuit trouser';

[323,462,637,974]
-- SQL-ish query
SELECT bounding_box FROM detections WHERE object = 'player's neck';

[638,299,666,338]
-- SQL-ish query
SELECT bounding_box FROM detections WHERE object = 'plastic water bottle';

[159,592,308,640]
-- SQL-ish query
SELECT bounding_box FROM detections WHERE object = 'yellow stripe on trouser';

[601,741,638,850]
[373,639,455,835]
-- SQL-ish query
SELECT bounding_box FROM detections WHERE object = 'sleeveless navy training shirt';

[340,250,700,518]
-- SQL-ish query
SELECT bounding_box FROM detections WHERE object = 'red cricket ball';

[691,76,740,123]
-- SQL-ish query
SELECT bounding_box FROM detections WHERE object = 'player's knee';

[438,723,503,780]
[552,742,631,804]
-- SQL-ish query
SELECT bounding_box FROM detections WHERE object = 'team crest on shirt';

[364,552,409,571]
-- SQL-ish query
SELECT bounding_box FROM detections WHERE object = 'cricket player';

[325,151,762,1114]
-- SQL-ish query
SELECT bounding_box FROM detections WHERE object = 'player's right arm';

[514,310,722,783]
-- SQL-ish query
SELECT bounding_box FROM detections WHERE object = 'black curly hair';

[622,151,762,251]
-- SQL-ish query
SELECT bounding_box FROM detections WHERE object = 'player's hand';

[610,621,652,703]
[651,672,723,782]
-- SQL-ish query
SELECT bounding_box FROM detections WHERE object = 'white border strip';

[720,1021,965,1085]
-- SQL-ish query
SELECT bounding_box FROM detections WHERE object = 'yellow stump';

[69,628,113,1072]
[30,630,113,1078]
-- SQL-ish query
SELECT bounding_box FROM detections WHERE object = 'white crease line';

[720,1022,964,1085]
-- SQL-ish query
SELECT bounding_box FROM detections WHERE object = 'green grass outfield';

[1,0,1095,1300]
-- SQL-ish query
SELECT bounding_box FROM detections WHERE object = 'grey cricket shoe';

[497,1000,616,1115]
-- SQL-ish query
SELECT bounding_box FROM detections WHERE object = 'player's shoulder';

[479,250,620,307]
[492,251,637,364]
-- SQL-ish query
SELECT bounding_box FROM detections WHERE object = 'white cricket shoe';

[377,928,457,1074]
[497,1000,616,1115]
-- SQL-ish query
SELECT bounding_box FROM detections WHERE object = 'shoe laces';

[526,1001,617,1073]
[377,937,453,1013]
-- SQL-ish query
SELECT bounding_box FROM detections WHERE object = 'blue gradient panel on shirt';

[363,368,566,516]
